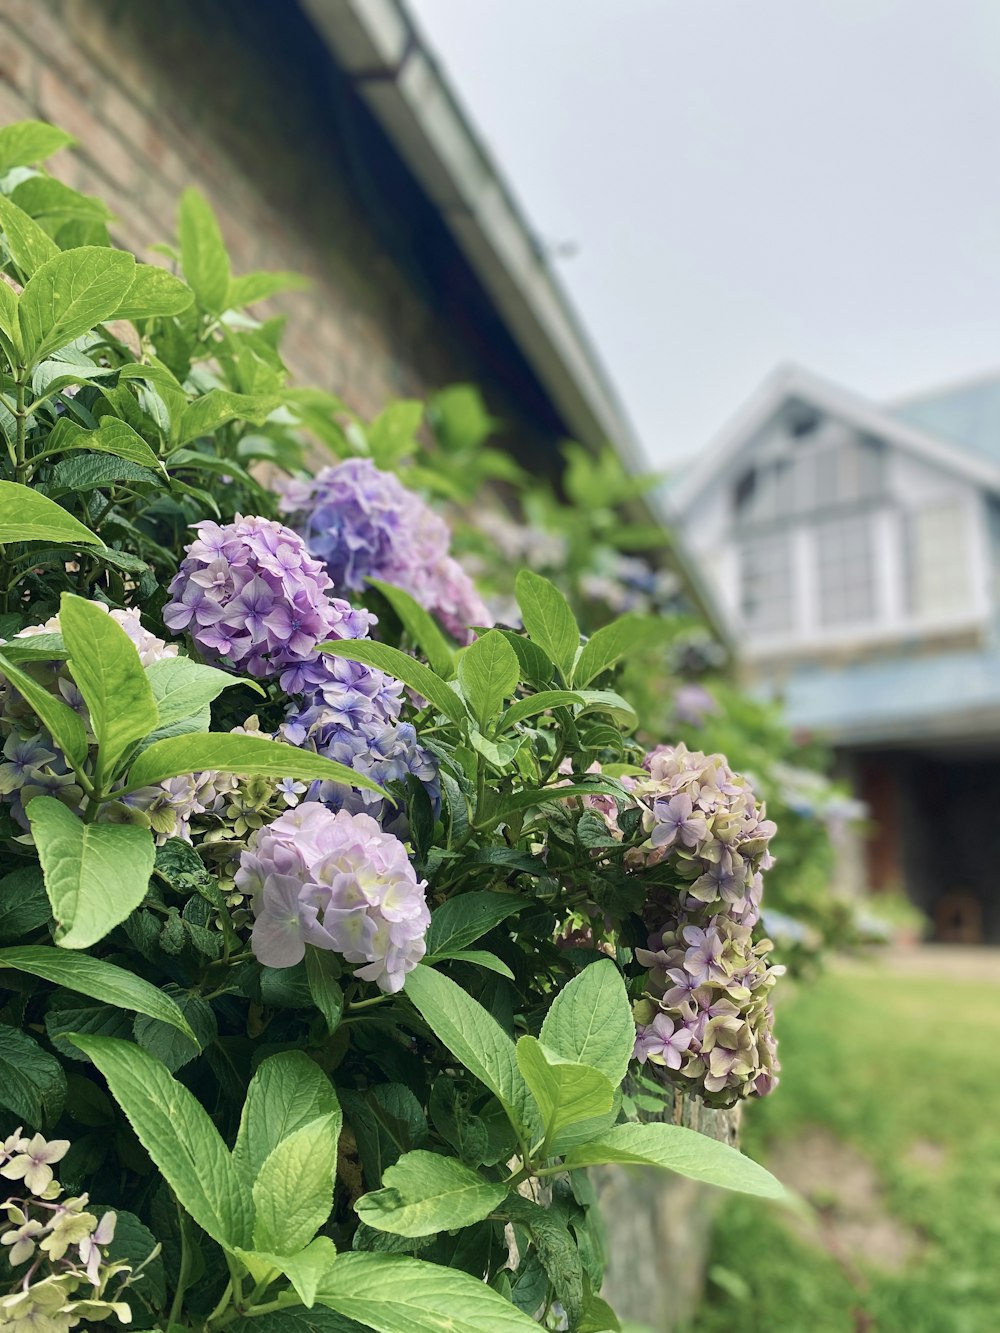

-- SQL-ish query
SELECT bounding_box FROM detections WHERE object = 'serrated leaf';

[0,277,18,350]
[562,1122,787,1198]
[432,950,513,978]
[356,1149,506,1238]
[178,187,230,313]
[0,865,51,942]
[0,193,59,275]
[133,987,216,1071]
[0,121,75,173]
[0,480,103,546]
[457,630,519,729]
[176,389,277,444]
[424,891,521,957]
[540,958,635,1089]
[500,689,584,731]
[18,246,136,365]
[113,263,194,319]
[0,1025,66,1126]
[319,641,468,727]
[305,946,343,1035]
[516,1036,614,1144]
[514,570,579,683]
[0,648,88,770]
[573,614,674,688]
[0,946,196,1040]
[63,419,166,474]
[234,1236,337,1309]
[70,1033,254,1247]
[145,656,261,731]
[253,1112,339,1254]
[46,451,159,495]
[315,1252,541,1332]
[233,1051,341,1185]
[60,592,158,786]
[27,796,154,950]
[404,965,535,1141]
[122,733,387,799]
[367,579,454,678]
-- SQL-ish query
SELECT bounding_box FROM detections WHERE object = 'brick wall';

[0,0,565,462]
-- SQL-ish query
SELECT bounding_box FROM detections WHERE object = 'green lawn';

[691,958,1000,1333]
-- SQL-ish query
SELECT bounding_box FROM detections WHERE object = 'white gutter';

[299,0,645,474]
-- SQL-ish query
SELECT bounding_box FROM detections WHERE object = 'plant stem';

[168,1201,194,1328]
[13,374,28,485]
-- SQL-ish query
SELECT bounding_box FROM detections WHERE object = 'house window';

[740,533,793,633]
[906,500,973,619]
[816,513,876,627]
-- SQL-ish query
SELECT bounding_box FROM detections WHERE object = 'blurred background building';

[671,363,1000,941]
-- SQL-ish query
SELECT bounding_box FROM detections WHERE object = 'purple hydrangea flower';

[278,459,490,642]
[163,516,373,693]
[633,1013,694,1070]
[237,804,430,991]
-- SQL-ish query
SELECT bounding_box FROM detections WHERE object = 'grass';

[690,957,1000,1333]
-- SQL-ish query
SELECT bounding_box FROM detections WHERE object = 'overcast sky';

[408,0,1000,468]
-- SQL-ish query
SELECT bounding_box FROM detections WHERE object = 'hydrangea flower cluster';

[672,682,720,729]
[0,1129,135,1331]
[237,803,431,991]
[280,694,439,835]
[278,459,490,641]
[627,744,782,1103]
[0,608,176,830]
[163,516,373,694]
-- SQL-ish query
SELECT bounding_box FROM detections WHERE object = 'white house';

[669,364,1000,941]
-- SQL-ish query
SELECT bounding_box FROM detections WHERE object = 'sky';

[407,0,1000,468]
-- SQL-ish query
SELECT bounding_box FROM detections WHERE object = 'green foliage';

[0,121,791,1333]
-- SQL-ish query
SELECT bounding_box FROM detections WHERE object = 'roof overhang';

[300,0,644,473]
[666,362,1000,519]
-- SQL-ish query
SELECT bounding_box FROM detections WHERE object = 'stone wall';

[0,0,565,462]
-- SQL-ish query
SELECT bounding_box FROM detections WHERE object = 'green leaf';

[0,193,59,275]
[539,958,635,1089]
[234,1236,337,1309]
[60,592,158,786]
[315,1252,541,1332]
[0,277,18,352]
[133,987,216,1071]
[516,1036,614,1144]
[113,263,194,319]
[226,269,309,308]
[431,950,513,979]
[0,865,51,942]
[574,689,638,729]
[70,1033,254,1247]
[573,614,674,688]
[404,965,535,1141]
[178,187,231,313]
[230,1309,362,1333]
[123,733,387,799]
[67,419,167,474]
[494,777,627,819]
[0,480,103,546]
[0,1025,66,1125]
[424,891,521,957]
[12,176,113,223]
[500,690,585,731]
[562,1123,788,1198]
[497,631,555,688]
[145,656,262,731]
[305,946,344,1035]
[366,400,423,467]
[0,946,197,1041]
[26,796,155,950]
[176,389,278,444]
[0,121,75,172]
[514,570,579,683]
[233,1051,341,1185]
[0,648,88,770]
[367,579,454,679]
[457,630,519,730]
[46,451,159,497]
[504,1196,584,1327]
[356,1149,506,1238]
[18,247,136,365]
[319,641,468,727]
[253,1112,339,1254]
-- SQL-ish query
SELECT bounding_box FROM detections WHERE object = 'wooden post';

[596,1086,741,1331]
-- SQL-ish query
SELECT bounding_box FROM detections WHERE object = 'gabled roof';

[666,363,1000,517]
[890,370,1000,468]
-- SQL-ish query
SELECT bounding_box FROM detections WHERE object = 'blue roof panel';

[891,376,1000,467]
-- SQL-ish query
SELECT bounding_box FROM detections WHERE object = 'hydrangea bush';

[0,122,786,1333]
